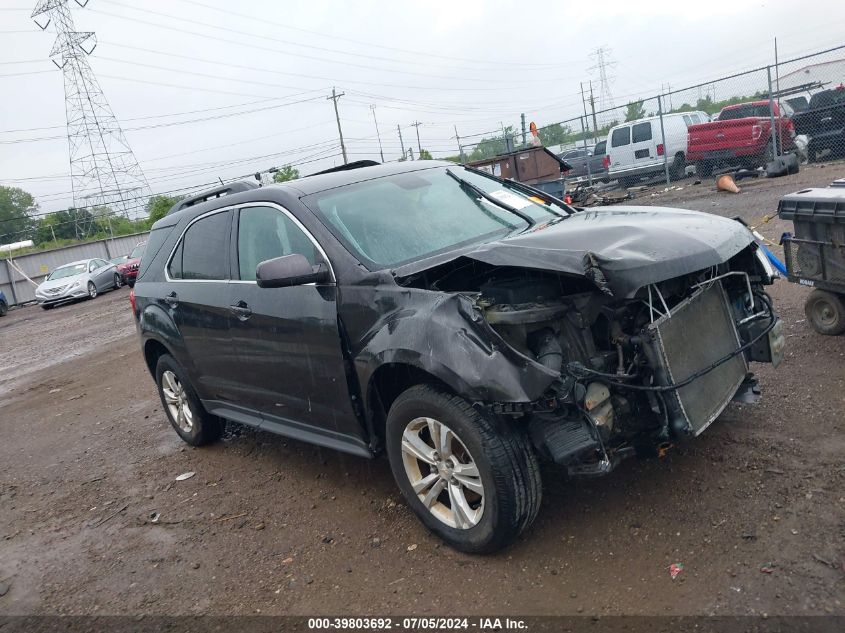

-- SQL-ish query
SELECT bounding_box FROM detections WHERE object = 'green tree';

[272,165,300,183]
[0,186,36,245]
[33,207,100,243]
[146,195,183,226]
[418,149,434,160]
[624,100,647,122]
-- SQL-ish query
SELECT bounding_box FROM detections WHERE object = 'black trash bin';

[778,186,845,335]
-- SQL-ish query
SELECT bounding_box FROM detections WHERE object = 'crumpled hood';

[396,206,755,298]
[469,206,754,296]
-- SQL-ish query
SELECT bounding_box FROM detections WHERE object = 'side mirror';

[256,254,330,288]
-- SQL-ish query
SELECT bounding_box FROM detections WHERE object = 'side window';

[682,115,693,126]
[237,206,318,281]
[631,122,652,143]
[89,261,97,273]
[611,127,630,147]
[169,211,232,280]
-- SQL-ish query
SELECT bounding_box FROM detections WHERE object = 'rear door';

[630,121,658,169]
[166,209,239,402]
[227,204,365,449]
[608,125,634,173]
[93,259,113,287]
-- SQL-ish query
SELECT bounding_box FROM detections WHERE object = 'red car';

[687,101,795,176]
[117,241,146,287]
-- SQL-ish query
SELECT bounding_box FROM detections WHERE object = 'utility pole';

[369,104,384,163]
[520,113,527,146]
[410,121,422,158]
[588,81,599,142]
[397,124,405,160]
[327,87,348,165]
[454,125,465,164]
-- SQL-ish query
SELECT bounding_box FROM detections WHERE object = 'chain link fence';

[452,44,845,191]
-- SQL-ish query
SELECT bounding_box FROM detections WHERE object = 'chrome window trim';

[164,202,335,284]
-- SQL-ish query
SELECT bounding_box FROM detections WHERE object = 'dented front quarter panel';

[338,280,560,412]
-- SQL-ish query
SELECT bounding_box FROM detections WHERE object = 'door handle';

[165,291,179,308]
[229,301,252,321]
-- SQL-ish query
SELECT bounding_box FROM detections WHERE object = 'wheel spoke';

[439,426,454,458]
[162,391,179,405]
[426,418,441,455]
[454,473,483,495]
[402,428,437,465]
[422,477,447,508]
[451,461,479,478]
[412,472,440,495]
[448,481,475,529]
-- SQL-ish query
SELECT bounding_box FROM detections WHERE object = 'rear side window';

[594,141,606,155]
[611,127,630,147]
[631,122,652,143]
[169,211,232,280]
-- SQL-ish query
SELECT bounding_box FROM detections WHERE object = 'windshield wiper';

[461,165,573,217]
[445,168,536,228]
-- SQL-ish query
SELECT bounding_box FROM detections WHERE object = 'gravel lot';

[1,162,844,617]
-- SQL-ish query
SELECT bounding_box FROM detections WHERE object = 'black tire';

[695,161,713,178]
[113,273,123,289]
[155,353,223,446]
[0,299,7,317]
[670,153,686,180]
[804,290,845,336]
[87,281,97,300]
[127,278,135,288]
[617,176,638,188]
[385,384,542,554]
[41,303,54,310]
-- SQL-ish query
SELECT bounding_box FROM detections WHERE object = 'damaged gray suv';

[133,161,784,553]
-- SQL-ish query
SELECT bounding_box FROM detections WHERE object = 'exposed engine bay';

[399,242,784,476]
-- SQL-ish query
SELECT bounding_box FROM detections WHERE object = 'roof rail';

[310,160,380,177]
[167,181,259,215]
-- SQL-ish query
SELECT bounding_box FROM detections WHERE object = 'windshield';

[129,243,146,259]
[47,263,87,280]
[304,166,560,269]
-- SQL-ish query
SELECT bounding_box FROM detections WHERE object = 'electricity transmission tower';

[32,0,150,222]
[588,46,617,123]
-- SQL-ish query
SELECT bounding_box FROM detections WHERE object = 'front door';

[227,204,365,449]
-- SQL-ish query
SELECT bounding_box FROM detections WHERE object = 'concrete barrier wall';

[0,232,149,306]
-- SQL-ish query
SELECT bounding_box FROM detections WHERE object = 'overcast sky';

[1,0,844,213]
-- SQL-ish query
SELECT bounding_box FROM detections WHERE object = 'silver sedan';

[35,258,123,309]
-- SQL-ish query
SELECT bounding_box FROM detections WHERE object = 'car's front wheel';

[0,299,7,317]
[155,354,223,446]
[113,273,123,289]
[386,384,541,553]
[87,281,97,299]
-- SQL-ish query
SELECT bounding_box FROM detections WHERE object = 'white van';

[605,111,710,185]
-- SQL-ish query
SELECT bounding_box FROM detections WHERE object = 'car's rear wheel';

[87,281,97,299]
[385,384,541,553]
[113,273,123,289]
[805,290,845,336]
[155,354,223,446]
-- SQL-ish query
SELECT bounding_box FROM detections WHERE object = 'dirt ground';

[1,162,844,618]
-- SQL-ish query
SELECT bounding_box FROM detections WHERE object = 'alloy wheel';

[88,282,97,299]
[400,417,484,530]
[161,370,193,433]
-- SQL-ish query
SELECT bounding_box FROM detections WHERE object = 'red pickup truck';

[687,101,795,176]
